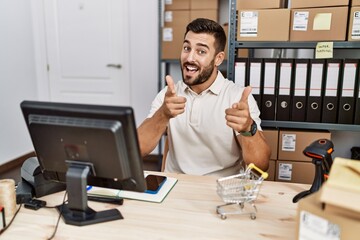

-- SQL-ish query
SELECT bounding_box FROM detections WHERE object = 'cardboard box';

[296,191,360,240]
[237,0,285,10]
[288,0,349,9]
[278,130,331,162]
[348,7,360,41]
[263,129,279,160]
[352,0,360,6]
[319,157,360,220]
[237,9,290,41]
[275,160,315,184]
[191,0,218,10]
[190,10,218,22]
[289,7,348,41]
[164,0,190,10]
[265,159,276,181]
[162,10,190,59]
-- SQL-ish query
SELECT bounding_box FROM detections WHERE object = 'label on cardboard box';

[164,11,173,22]
[351,11,360,39]
[163,28,173,41]
[278,163,292,180]
[281,134,296,151]
[299,211,340,240]
[293,11,309,31]
[239,11,258,37]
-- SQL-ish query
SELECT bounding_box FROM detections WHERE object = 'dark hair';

[185,18,227,54]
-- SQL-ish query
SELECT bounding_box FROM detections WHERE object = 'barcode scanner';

[292,139,334,203]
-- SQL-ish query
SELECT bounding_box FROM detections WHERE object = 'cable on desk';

[0,204,22,235]
[47,191,67,240]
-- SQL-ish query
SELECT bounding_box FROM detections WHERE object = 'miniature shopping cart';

[216,163,268,220]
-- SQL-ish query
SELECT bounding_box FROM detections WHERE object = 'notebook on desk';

[87,176,177,203]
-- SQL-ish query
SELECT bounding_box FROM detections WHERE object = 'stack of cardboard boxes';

[296,157,360,239]
[236,0,360,42]
[263,129,331,184]
[288,0,348,41]
[162,0,219,59]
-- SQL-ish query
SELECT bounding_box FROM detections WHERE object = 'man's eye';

[184,46,190,52]
[198,50,206,55]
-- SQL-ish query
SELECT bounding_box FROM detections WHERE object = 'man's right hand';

[161,75,186,119]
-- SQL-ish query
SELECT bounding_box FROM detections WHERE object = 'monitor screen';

[21,100,146,226]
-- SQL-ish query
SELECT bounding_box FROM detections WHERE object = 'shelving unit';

[227,0,360,131]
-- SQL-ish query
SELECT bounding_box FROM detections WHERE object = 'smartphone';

[145,175,167,194]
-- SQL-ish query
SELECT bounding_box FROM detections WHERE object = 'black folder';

[276,59,293,121]
[306,59,325,123]
[321,59,342,124]
[338,59,358,124]
[291,59,309,122]
[234,58,248,87]
[261,59,278,120]
[355,70,360,124]
[248,58,263,109]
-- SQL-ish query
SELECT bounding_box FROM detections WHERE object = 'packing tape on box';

[0,179,16,218]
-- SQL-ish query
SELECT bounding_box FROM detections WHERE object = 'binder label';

[294,64,307,96]
[293,11,309,31]
[342,63,356,97]
[309,63,323,97]
[249,62,261,94]
[351,11,360,39]
[279,63,292,95]
[264,62,276,95]
[240,11,258,37]
[235,62,246,87]
[278,163,292,180]
[325,63,340,97]
[282,134,296,151]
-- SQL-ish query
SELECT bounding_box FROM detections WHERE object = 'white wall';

[0,0,160,166]
[0,0,38,165]
[129,0,159,125]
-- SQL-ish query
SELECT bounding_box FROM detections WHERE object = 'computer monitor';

[20,100,146,226]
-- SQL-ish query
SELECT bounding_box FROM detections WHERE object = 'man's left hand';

[225,86,253,133]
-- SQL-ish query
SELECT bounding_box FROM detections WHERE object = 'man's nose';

[185,50,196,62]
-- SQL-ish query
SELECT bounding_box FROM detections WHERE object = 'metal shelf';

[227,0,360,132]
[261,121,360,131]
[235,41,360,49]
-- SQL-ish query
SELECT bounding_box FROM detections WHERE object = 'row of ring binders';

[234,58,360,124]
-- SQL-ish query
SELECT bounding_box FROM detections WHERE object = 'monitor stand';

[56,162,123,226]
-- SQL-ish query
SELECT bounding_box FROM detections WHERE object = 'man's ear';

[215,51,225,67]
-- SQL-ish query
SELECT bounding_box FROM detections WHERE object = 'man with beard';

[138,18,270,176]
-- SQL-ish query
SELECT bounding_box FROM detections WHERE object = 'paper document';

[88,176,177,203]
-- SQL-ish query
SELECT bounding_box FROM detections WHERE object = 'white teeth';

[186,66,198,71]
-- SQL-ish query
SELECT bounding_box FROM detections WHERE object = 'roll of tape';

[0,179,16,218]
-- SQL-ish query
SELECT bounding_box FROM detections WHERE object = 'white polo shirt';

[147,71,262,176]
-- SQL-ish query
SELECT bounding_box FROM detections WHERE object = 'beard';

[181,59,215,86]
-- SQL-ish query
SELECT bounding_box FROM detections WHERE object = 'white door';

[43,0,130,106]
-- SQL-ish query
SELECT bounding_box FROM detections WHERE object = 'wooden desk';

[2,172,308,240]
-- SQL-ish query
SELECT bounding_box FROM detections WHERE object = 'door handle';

[106,64,122,69]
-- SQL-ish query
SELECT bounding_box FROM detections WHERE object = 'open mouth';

[184,63,199,75]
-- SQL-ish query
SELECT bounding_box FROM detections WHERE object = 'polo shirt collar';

[180,71,225,95]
